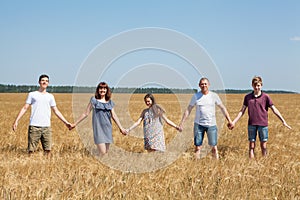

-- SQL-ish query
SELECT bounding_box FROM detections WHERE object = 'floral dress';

[143,109,166,152]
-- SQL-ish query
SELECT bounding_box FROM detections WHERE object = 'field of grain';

[1,93,299,199]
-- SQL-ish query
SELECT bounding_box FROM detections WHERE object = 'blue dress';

[90,97,115,144]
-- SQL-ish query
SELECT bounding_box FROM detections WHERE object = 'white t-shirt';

[26,91,56,127]
[189,91,222,126]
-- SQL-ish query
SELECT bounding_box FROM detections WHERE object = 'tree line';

[0,84,196,93]
[0,84,296,94]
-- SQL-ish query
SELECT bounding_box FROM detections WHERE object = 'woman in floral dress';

[127,93,180,152]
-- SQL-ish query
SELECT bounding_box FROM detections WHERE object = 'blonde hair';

[252,76,263,86]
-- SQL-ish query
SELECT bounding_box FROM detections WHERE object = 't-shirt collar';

[252,91,263,98]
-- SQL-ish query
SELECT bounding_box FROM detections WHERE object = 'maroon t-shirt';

[243,92,273,126]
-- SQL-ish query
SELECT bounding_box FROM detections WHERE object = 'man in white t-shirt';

[179,77,232,159]
[12,74,71,157]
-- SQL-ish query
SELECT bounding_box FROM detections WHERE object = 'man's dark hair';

[39,74,49,82]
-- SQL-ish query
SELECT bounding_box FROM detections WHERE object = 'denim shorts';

[193,123,218,146]
[248,125,268,142]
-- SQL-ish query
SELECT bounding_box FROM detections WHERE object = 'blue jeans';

[248,125,268,142]
[194,123,218,146]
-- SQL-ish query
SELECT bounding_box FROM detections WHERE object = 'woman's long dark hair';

[95,82,111,101]
[144,93,165,118]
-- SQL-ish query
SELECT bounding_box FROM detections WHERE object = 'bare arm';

[217,103,232,124]
[127,109,147,133]
[72,102,93,127]
[162,114,180,131]
[12,103,30,131]
[270,105,292,129]
[111,108,127,135]
[52,106,72,128]
[127,117,143,133]
[229,105,247,129]
[179,105,194,131]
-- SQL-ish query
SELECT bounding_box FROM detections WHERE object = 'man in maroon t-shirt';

[228,76,291,158]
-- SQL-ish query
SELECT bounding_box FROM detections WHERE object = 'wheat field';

[1,93,299,199]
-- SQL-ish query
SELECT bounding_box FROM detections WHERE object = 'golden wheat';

[1,93,299,199]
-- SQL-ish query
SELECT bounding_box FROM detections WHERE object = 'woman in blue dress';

[71,82,127,155]
[127,93,180,152]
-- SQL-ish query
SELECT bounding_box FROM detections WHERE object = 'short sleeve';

[25,92,33,104]
[140,109,147,119]
[109,100,115,108]
[266,94,274,107]
[90,96,96,105]
[189,94,197,106]
[243,94,249,107]
[214,93,222,105]
[49,94,56,107]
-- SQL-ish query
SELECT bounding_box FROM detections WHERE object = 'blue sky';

[0,1,299,92]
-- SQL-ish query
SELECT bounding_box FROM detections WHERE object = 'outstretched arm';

[52,106,72,129]
[162,114,180,131]
[229,105,247,129]
[218,103,232,124]
[270,105,292,129]
[127,117,143,133]
[127,109,146,133]
[111,108,127,135]
[71,102,93,129]
[12,103,30,131]
[179,105,193,131]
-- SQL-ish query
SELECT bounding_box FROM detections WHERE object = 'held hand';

[68,123,76,131]
[65,122,72,130]
[227,122,235,130]
[178,125,183,132]
[175,125,182,132]
[120,128,128,135]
